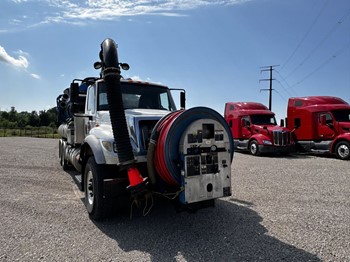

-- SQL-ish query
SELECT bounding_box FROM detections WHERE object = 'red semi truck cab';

[287,96,350,160]
[224,102,294,156]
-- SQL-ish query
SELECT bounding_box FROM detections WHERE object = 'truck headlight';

[262,140,272,145]
[102,141,113,152]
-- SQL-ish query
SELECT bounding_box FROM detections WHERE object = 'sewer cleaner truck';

[57,39,234,219]
[224,102,294,156]
[286,96,350,160]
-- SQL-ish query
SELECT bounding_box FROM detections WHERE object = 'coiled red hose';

[148,107,234,188]
[153,110,183,186]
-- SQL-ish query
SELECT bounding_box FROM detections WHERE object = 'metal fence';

[0,127,59,139]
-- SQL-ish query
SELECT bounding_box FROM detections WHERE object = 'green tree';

[39,110,50,126]
[8,121,17,129]
[1,111,10,120]
[0,107,58,129]
[29,111,40,127]
[17,112,30,128]
[47,107,58,127]
[9,107,17,122]
[0,119,10,128]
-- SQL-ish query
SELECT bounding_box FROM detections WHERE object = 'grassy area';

[0,127,59,138]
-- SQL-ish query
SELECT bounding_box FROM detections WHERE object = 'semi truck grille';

[273,130,291,146]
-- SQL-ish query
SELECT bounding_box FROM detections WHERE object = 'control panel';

[179,119,232,204]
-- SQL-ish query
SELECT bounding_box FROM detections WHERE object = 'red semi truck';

[224,102,294,156]
[286,96,350,160]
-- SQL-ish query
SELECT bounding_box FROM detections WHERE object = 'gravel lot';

[0,137,349,261]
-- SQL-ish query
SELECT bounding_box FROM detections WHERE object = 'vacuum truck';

[57,39,234,220]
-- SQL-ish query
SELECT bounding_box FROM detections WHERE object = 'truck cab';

[287,96,350,160]
[59,78,180,169]
[224,102,294,156]
[86,79,177,160]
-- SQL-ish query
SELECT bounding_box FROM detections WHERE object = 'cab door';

[241,116,252,139]
[317,112,335,139]
[85,85,96,135]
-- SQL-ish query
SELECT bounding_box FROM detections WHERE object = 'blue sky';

[0,0,349,121]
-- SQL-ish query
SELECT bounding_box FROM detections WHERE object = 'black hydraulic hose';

[146,142,157,185]
[100,38,135,166]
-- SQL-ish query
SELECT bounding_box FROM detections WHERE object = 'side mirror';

[70,82,80,103]
[180,91,186,109]
[280,119,285,127]
[120,63,130,71]
[170,88,186,110]
[94,61,102,70]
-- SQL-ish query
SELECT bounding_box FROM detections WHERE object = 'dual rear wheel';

[59,141,70,170]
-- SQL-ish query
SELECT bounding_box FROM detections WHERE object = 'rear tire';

[335,141,350,160]
[249,140,260,156]
[59,141,70,170]
[84,156,105,220]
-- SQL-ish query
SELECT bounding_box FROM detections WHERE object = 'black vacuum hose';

[100,38,135,166]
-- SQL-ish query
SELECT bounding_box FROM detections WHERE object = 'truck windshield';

[331,109,350,122]
[97,82,177,111]
[251,114,277,125]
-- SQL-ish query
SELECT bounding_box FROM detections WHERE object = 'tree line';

[0,106,58,129]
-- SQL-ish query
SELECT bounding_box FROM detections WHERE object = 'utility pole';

[260,65,279,111]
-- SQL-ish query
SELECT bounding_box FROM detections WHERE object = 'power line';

[273,88,287,102]
[274,70,298,97]
[291,41,350,88]
[275,79,294,99]
[285,5,350,79]
[281,0,330,70]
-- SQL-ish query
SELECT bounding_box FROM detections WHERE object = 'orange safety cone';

[127,167,144,187]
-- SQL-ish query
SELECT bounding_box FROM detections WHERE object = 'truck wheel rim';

[338,145,349,158]
[86,171,94,206]
[250,143,257,154]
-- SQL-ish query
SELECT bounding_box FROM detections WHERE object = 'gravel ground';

[0,137,349,261]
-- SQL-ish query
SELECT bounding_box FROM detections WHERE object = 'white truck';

[57,38,234,219]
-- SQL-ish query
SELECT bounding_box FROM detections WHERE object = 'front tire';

[84,157,105,220]
[335,141,350,160]
[249,140,260,156]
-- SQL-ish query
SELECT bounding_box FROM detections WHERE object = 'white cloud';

[31,73,41,79]
[10,19,23,25]
[15,49,30,57]
[127,75,163,85]
[0,46,40,79]
[129,75,142,81]
[0,45,29,68]
[11,0,250,26]
[12,0,28,3]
